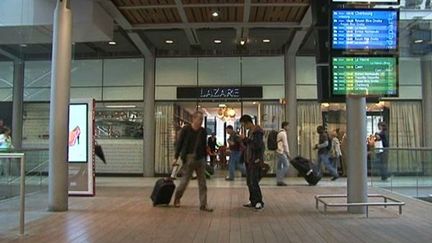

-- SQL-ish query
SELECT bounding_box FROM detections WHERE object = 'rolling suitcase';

[150,178,176,206]
[290,156,322,186]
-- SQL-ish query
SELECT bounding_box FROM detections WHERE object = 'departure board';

[332,57,398,96]
[332,0,399,3]
[332,10,398,50]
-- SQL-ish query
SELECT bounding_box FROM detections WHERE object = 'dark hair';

[378,121,387,130]
[239,115,253,124]
[317,125,325,134]
[226,125,234,130]
[281,121,289,128]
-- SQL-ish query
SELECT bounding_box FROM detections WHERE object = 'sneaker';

[243,202,253,208]
[331,176,339,181]
[200,206,214,212]
[255,202,264,210]
[173,198,180,208]
[225,177,234,181]
[277,182,288,186]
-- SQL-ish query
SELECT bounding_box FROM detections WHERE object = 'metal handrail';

[0,153,25,235]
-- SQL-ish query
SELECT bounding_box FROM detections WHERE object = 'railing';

[0,153,25,235]
[370,147,432,200]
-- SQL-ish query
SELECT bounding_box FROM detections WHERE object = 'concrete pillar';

[421,56,432,147]
[12,61,24,149]
[143,55,155,177]
[284,54,298,163]
[346,96,368,214]
[48,0,72,212]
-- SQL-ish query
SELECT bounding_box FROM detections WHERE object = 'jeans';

[246,163,263,206]
[227,150,246,179]
[276,153,289,183]
[377,151,389,180]
[318,153,338,177]
[175,154,208,207]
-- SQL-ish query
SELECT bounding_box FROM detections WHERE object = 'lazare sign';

[177,87,262,99]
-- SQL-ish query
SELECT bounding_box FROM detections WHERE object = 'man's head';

[316,125,325,134]
[378,121,387,131]
[226,125,234,135]
[192,111,204,128]
[240,115,254,130]
[211,132,216,137]
[281,121,289,130]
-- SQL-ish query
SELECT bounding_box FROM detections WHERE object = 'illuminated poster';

[68,104,88,162]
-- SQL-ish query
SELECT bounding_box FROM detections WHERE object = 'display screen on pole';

[332,9,398,51]
[332,57,398,96]
[68,104,88,162]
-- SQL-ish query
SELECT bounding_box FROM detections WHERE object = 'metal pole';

[48,0,72,211]
[19,154,25,235]
[143,56,155,177]
[421,56,432,147]
[284,53,298,176]
[12,61,24,149]
[346,96,368,214]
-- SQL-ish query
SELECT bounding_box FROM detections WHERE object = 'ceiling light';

[212,11,219,17]
[262,39,271,43]
[214,39,222,44]
[20,44,27,47]
[108,41,117,45]
[414,39,424,44]
[240,40,246,46]
[165,40,174,44]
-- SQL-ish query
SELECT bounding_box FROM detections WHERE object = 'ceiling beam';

[236,0,251,44]
[287,7,312,55]
[118,3,309,10]
[98,0,132,30]
[98,0,153,57]
[132,22,304,30]
[174,0,200,45]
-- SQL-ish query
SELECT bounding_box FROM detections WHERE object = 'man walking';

[172,111,213,212]
[240,115,265,210]
[225,125,246,181]
[314,126,338,181]
[276,121,291,186]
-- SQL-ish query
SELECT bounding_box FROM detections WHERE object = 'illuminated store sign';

[177,87,262,99]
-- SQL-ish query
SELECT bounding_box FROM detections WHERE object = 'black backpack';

[267,130,279,151]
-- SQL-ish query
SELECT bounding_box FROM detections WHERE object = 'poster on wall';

[68,104,88,163]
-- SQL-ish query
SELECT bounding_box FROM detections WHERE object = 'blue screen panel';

[332,10,398,50]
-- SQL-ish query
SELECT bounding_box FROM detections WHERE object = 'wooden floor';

[1,179,432,243]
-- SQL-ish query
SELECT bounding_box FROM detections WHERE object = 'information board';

[332,0,399,3]
[332,9,398,51]
[68,104,88,162]
[332,57,398,96]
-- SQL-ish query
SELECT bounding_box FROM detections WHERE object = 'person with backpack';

[275,121,291,186]
[313,126,338,181]
[225,125,246,181]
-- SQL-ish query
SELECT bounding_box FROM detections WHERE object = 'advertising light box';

[332,9,398,51]
[332,57,398,96]
[68,104,88,163]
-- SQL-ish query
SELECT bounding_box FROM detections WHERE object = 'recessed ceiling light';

[214,39,222,44]
[240,40,246,46]
[20,44,27,47]
[414,39,424,44]
[262,39,271,43]
[212,11,219,17]
[108,41,117,45]
[165,40,174,44]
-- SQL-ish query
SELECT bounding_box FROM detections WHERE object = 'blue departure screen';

[332,10,398,50]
